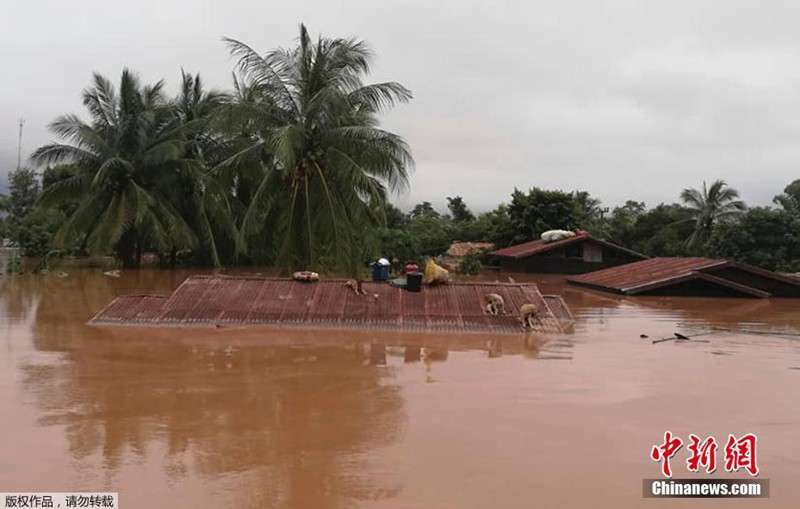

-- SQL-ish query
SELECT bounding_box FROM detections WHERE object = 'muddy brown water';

[1,268,799,508]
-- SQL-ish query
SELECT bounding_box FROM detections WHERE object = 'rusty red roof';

[565,257,800,297]
[89,276,570,334]
[488,233,646,260]
[542,294,574,326]
[446,242,495,258]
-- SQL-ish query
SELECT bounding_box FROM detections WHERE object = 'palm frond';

[348,82,412,112]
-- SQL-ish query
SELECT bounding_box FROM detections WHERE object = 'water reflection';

[24,341,407,506]
[5,274,408,507]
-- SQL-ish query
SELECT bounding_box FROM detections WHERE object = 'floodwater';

[1,268,799,508]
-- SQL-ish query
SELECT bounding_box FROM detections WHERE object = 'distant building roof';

[566,257,800,298]
[446,242,495,258]
[488,233,646,260]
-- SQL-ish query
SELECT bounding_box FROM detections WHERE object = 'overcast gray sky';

[2,0,799,212]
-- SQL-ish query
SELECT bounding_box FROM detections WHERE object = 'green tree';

[773,179,800,217]
[446,196,475,222]
[627,203,695,257]
[3,168,65,257]
[480,204,514,247]
[493,188,577,247]
[409,201,439,219]
[0,193,7,240]
[680,179,746,251]
[6,168,39,219]
[708,207,800,271]
[572,190,603,230]
[383,202,408,229]
[41,165,82,219]
[167,70,238,266]
[407,214,453,255]
[220,25,413,273]
[605,200,646,246]
[376,226,419,264]
[31,70,197,267]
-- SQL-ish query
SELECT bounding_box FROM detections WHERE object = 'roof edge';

[707,260,800,288]
[616,269,769,297]
[489,234,646,260]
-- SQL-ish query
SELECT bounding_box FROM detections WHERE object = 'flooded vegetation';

[1,270,799,508]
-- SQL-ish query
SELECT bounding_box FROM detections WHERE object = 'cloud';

[2,0,799,212]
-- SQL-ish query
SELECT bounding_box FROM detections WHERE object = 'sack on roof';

[541,229,576,243]
[423,259,450,285]
[292,271,320,282]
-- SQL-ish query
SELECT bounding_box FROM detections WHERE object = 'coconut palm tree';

[573,190,603,230]
[216,24,413,272]
[31,69,197,267]
[167,70,240,266]
[680,179,746,250]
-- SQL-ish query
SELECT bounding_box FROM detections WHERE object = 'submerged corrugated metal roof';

[89,276,569,335]
[488,234,647,260]
[542,294,575,327]
[567,258,724,292]
[565,257,800,297]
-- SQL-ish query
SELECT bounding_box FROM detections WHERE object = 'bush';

[456,251,482,275]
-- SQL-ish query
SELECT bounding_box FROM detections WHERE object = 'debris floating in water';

[652,332,712,344]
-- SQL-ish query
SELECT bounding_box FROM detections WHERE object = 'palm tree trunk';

[135,241,143,269]
[116,229,140,268]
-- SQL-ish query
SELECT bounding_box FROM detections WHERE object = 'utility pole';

[16,118,25,171]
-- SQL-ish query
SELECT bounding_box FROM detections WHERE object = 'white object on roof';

[541,230,576,243]
[377,258,390,266]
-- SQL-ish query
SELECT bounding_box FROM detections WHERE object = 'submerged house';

[89,275,574,334]
[566,257,800,298]
[438,241,495,271]
[488,232,647,274]
[446,241,495,258]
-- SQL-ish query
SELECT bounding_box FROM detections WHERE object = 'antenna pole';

[16,118,25,171]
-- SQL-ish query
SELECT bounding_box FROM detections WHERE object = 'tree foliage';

[3,168,65,257]
[219,25,413,274]
[409,201,439,219]
[31,70,202,267]
[490,188,577,247]
[774,179,800,217]
[680,179,745,251]
[621,204,695,257]
[708,207,800,272]
[446,196,474,222]
[29,25,413,272]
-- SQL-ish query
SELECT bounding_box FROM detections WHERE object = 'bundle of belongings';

[422,259,450,285]
[540,229,577,244]
[292,271,320,282]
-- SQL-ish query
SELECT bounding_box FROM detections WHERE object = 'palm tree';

[572,190,603,230]
[680,179,746,250]
[167,70,239,266]
[31,69,197,267]
[216,24,413,273]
